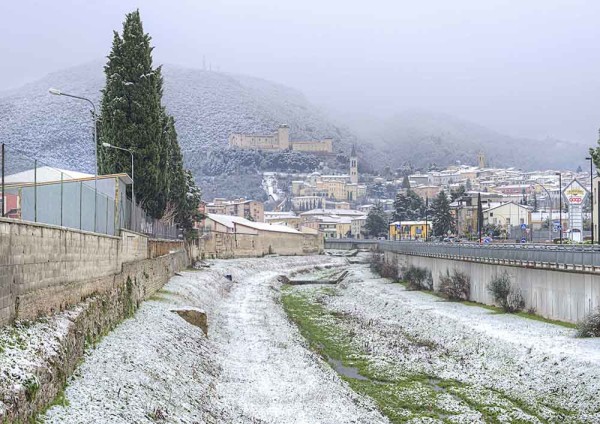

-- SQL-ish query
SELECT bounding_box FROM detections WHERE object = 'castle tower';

[478,151,486,169]
[277,124,290,150]
[350,145,358,184]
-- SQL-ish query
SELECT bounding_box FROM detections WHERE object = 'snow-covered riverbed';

[41,255,600,423]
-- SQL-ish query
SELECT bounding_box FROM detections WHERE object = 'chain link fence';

[1,143,179,239]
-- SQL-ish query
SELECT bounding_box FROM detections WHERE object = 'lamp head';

[48,88,62,96]
[101,142,112,148]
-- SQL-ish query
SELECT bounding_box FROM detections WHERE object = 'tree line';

[363,188,458,238]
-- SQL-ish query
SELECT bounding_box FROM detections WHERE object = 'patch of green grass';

[514,311,577,329]
[282,285,570,423]
[282,288,472,422]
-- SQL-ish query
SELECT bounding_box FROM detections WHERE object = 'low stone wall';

[120,229,149,263]
[148,239,185,259]
[191,230,323,260]
[0,218,121,325]
[0,218,185,326]
[0,249,188,423]
[384,251,600,323]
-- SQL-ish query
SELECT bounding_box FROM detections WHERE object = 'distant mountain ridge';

[0,62,366,199]
[0,62,587,200]
[354,109,587,171]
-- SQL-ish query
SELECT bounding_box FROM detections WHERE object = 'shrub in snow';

[438,269,470,301]
[576,309,600,338]
[403,265,433,291]
[370,252,398,279]
[488,272,525,313]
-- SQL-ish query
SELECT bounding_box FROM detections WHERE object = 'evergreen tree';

[98,10,165,218]
[465,178,472,191]
[98,10,201,229]
[364,203,388,238]
[431,191,455,236]
[393,189,424,221]
[450,185,466,201]
[401,175,411,189]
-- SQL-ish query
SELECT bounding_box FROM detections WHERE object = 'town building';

[389,221,431,241]
[290,148,366,202]
[205,198,264,222]
[200,214,322,257]
[264,211,301,229]
[229,124,333,153]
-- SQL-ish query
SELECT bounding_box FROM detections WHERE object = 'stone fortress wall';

[229,124,333,153]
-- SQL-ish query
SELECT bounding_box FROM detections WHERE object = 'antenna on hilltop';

[203,55,206,71]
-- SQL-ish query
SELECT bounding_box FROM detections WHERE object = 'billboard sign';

[563,179,588,206]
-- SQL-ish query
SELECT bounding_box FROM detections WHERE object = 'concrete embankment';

[0,217,188,422]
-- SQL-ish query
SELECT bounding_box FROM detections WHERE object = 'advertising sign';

[563,179,588,205]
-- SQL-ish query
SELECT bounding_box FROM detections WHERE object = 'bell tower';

[478,151,486,169]
[350,145,358,184]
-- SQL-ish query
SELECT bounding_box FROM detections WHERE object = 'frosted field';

[21,254,600,423]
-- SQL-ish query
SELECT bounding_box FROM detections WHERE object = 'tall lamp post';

[49,88,98,232]
[555,172,562,244]
[102,143,135,229]
[586,157,595,244]
[424,197,429,242]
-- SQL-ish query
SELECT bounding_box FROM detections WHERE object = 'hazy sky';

[2,0,600,143]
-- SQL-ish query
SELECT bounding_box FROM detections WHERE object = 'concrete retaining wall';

[0,249,188,423]
[192,230,323,260]
[0,218,184,326]
[385,251,600,323]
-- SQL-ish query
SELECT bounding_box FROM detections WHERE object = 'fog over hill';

[0,61,589,200]
[0,62,368,199]
[345,110,588,171]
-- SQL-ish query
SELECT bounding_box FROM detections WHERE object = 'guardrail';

[325,239,600,271]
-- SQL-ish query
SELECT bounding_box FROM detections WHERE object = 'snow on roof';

[390,220,430,226]
[4,167,133,185]
[207,214,301,234]
[299,208,364,217]
[4,166,92,184]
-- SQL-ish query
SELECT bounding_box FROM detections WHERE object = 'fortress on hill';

[228,125,333,153]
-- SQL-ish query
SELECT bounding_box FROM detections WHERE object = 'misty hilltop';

[0,61,588,200]
[0,61,365,198]
[352,110,588,171]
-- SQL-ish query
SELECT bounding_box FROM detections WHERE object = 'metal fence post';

[34,160,37,222]
[79,181,83,230]
[60,172,64,227]
[1,143,4,217]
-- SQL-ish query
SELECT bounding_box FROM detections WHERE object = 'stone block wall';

[191,230,323,260]
[0,218,185,326]
[120,229,149,263]
[0,249,188,423]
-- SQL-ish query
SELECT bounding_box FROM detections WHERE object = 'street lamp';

[586,157,594,244]
[555,172,562,244]
[49,88,98,232]
[102,142,135,229]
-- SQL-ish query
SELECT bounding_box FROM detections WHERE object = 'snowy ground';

[42,256,385,423]
[288,255,600,423]
[30,254,600,423]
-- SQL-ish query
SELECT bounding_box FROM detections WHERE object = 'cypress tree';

[98,10,165,218]
[431,191,455,236]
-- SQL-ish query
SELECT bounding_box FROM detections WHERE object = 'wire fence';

[1,143,180,239]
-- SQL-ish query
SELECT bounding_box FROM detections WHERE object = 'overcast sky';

[2,0,600,143]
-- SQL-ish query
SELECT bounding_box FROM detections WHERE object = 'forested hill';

[0,62,365,200]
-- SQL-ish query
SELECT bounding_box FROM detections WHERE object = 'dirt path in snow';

[210,266,386,424]
[41,256,386,423]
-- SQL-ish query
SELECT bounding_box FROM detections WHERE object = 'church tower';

[478,151,486,169]
[350,145,358,184]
